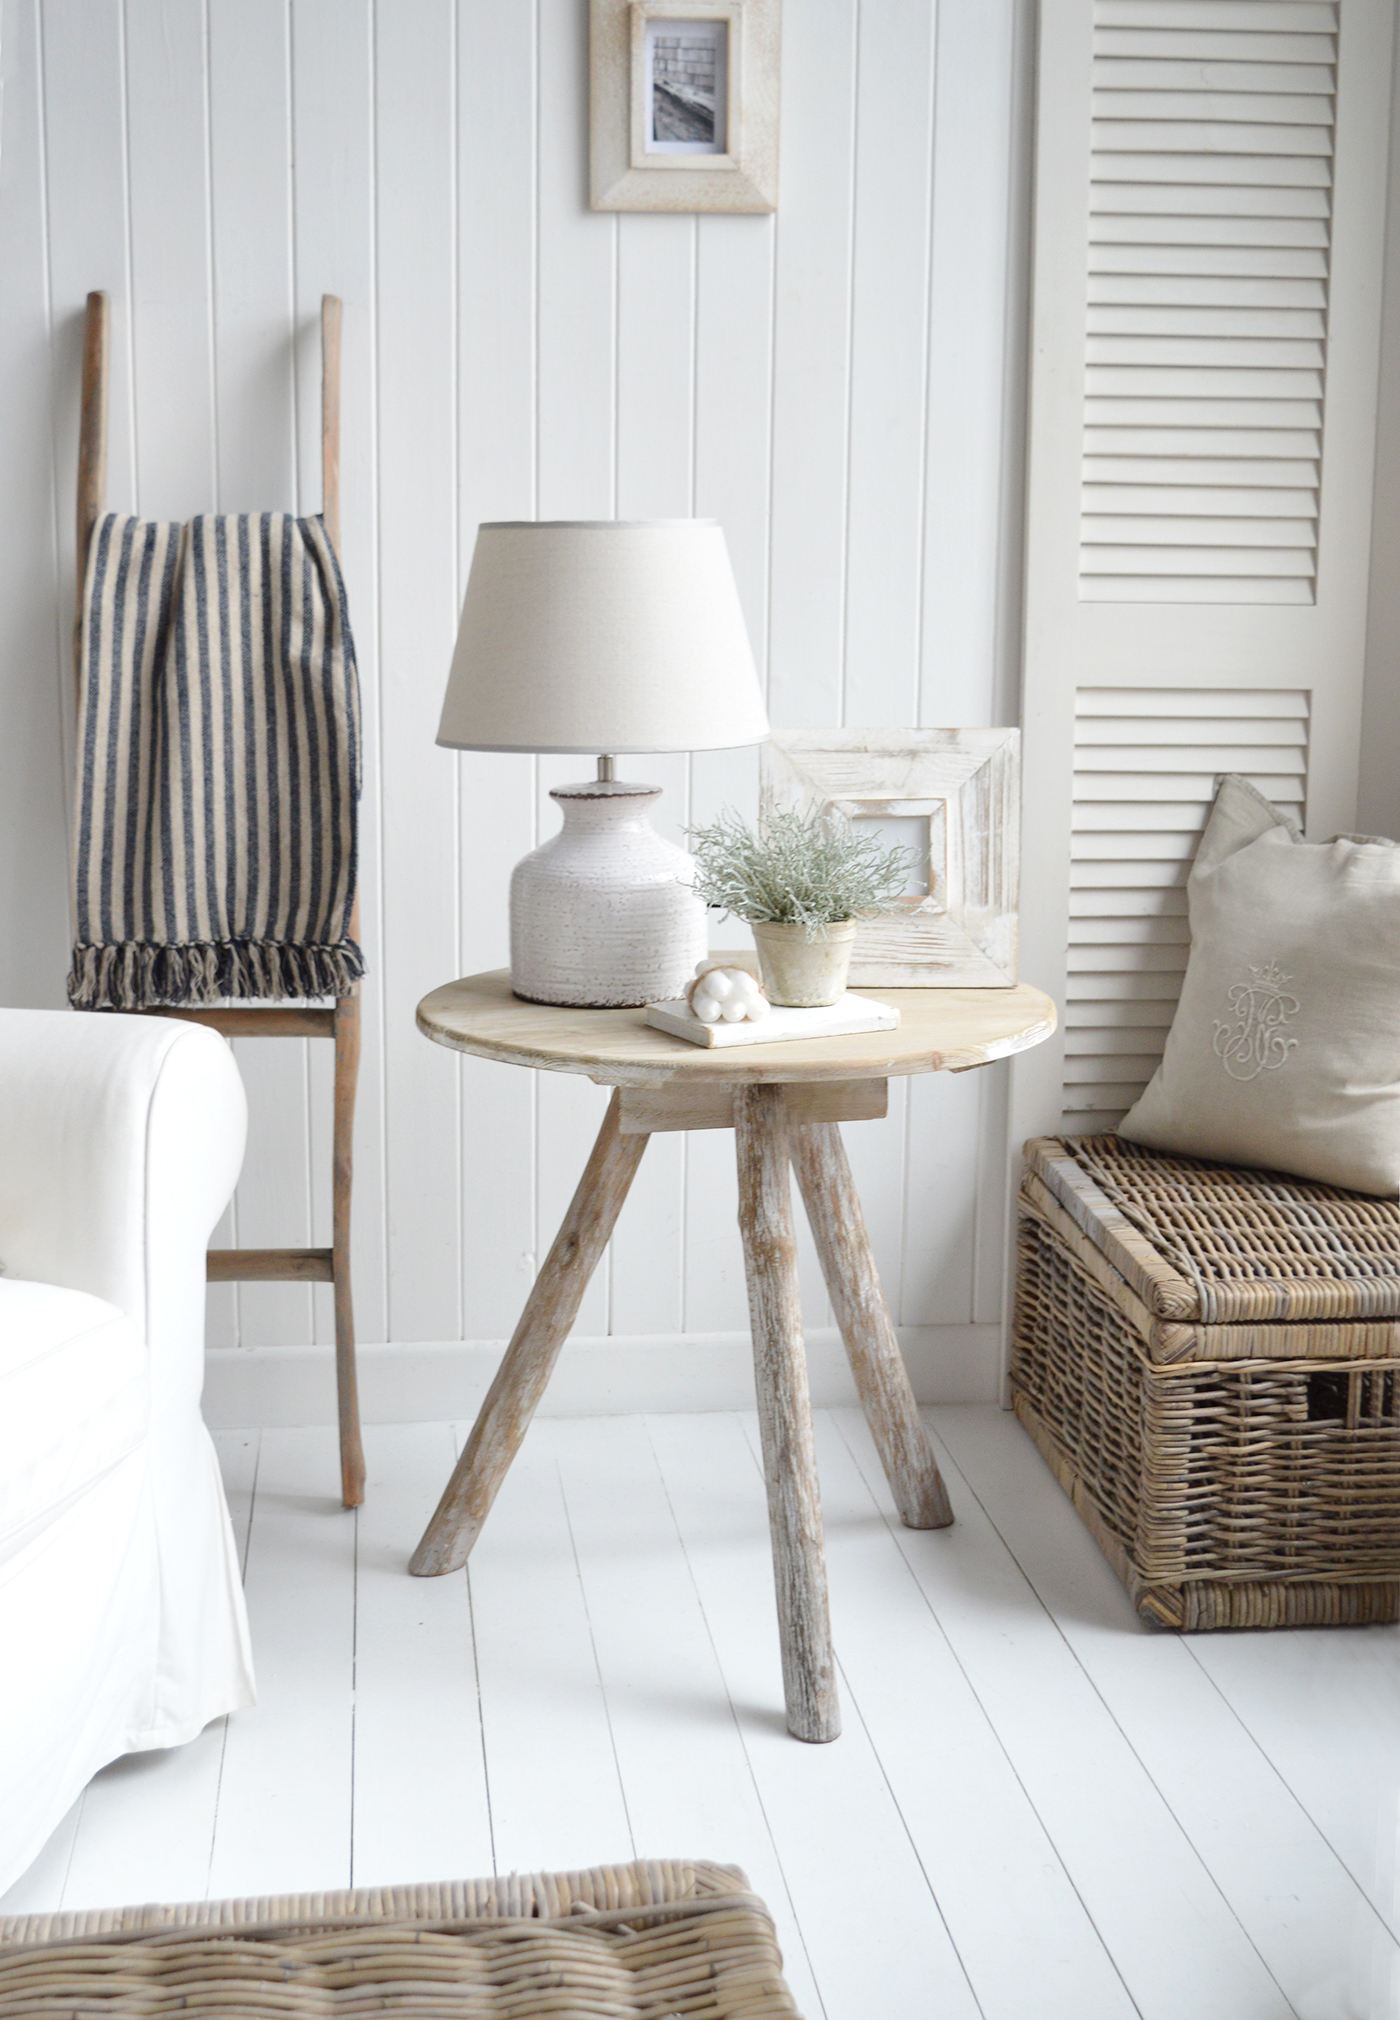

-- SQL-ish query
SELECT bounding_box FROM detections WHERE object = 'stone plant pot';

[752,918,858,1008]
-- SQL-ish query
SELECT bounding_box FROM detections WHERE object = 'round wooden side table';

[410,965,1056,1743]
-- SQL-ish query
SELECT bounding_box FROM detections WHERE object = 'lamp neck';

[596,753,615,783]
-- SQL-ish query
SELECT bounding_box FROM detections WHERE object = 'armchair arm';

[0,1010,246,1403]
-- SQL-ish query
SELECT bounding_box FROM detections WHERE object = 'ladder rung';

[208,1247,336,1283]
[139,1005,339,1038]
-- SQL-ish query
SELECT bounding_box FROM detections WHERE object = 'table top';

[417,964,1056,1087]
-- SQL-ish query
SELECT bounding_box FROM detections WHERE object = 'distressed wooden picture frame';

[761,729,1022,987]
[590,0,780,213]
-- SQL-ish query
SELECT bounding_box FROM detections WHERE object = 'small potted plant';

[685,805,910,1007]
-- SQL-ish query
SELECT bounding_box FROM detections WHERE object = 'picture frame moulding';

[761,729,1023,988]
[590,0,780,213]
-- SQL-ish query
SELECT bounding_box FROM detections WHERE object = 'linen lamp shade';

[436,521,768,755]
[437,520,769,1008]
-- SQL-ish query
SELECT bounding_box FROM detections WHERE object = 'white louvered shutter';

[1013,0,1394,1157]
[1064,685,1309,1129]
[1079,12,1335,606]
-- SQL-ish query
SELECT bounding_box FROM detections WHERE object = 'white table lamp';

[438,520,769,1006]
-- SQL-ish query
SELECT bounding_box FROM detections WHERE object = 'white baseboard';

[201,1324,1003,1429]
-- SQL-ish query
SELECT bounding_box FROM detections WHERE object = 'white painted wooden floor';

[5,1406,1399,2019]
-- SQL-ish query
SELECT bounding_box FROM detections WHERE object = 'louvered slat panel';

[1087,399,1322,425]
[1084,449,1321,473]
[1061,686,1309,1133]
[1091,247,1329,273]
[1072,918,1194,943]
[1079,0,1336,604]
[1092,91,1334,120]
[1097,60,1335,88]
[1093,277,1328,302]
[1087,488,1317,513]
[1095,32,1336,62]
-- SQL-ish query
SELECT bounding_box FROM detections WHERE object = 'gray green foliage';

[685,805,911,936]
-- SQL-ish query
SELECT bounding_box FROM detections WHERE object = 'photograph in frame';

[760,729,1022,987]
[646,18,728,153]
[590,0,779,214]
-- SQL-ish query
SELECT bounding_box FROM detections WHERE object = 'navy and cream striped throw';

[69,512,364,1009]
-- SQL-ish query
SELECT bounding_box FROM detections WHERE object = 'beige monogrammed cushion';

[1118,775,1400,1196]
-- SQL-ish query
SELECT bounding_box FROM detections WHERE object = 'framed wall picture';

[590,0,780,213]
[761,729,1022,987]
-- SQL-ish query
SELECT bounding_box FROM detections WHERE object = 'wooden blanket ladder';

[76,290,365,1508]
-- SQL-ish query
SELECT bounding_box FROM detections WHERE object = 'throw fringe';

[68,939,366,1011]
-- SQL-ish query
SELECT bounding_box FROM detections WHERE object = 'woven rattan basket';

[1010,1135,1400,1632]
[0,1858,803,2018]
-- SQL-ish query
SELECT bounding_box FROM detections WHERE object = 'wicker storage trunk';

[0,1859,803,2019]
[1011,1135,1400,1632]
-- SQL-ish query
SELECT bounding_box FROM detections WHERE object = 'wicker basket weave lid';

[0,1860,802,2020]
[1025,1135,1400,1329]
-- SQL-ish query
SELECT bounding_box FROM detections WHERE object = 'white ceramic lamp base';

[509,780,707,1008]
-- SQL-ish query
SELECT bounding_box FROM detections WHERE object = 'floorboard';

[929,1405,1400,2020]
[547,1413,823,2020]
[812,1412,1137,2020]
[351,1421,494,1888]
[848,1408,1296,2020]
[0,1800,81,1918]
[1188,1624,1400,1946]
[7,1405,1400,2020]
[463,1421,634,1876]
[205,1427,357,1901]
[214,1428,260,1575]
[648,1411,981,2020]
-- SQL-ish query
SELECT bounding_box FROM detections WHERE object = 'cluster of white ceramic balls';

[687,962,770,1025]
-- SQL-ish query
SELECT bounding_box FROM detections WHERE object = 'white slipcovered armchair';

[0,1009,256,1894]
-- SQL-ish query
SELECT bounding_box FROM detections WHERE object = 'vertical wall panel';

[120,0,225,1327]
[693,216,774,698]
[534,0,619,1342]
[455,0,540,1342]
[616,214,695,518]
[208,0,314,1351]
[291,0,388,1350]
[376,0,463,1345]
[3,0,1047,1399]
[840,1085,912,1325]
[537,0,616,518]
[208,0,297,512]
[843,0,936,729]
[685,213,775,1338]
[41,0,137,655]
[123,0,217,519]
[608,210,696,1339]
[836,0,939,1319]
[0,0,66,1011]
[922,0,1019,727]
[901,1071,982,1326]
[766,0,858,729]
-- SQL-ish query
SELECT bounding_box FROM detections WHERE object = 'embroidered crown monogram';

[1213,961,1300,1082]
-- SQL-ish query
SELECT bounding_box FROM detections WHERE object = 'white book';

[645,992,899,1048]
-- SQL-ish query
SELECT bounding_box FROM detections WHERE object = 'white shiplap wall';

[0,0,1032,1400]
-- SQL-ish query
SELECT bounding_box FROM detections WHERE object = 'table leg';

[409,1089,648,1577]
[790,1120,954,1530]
[734,1085,840,1743]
